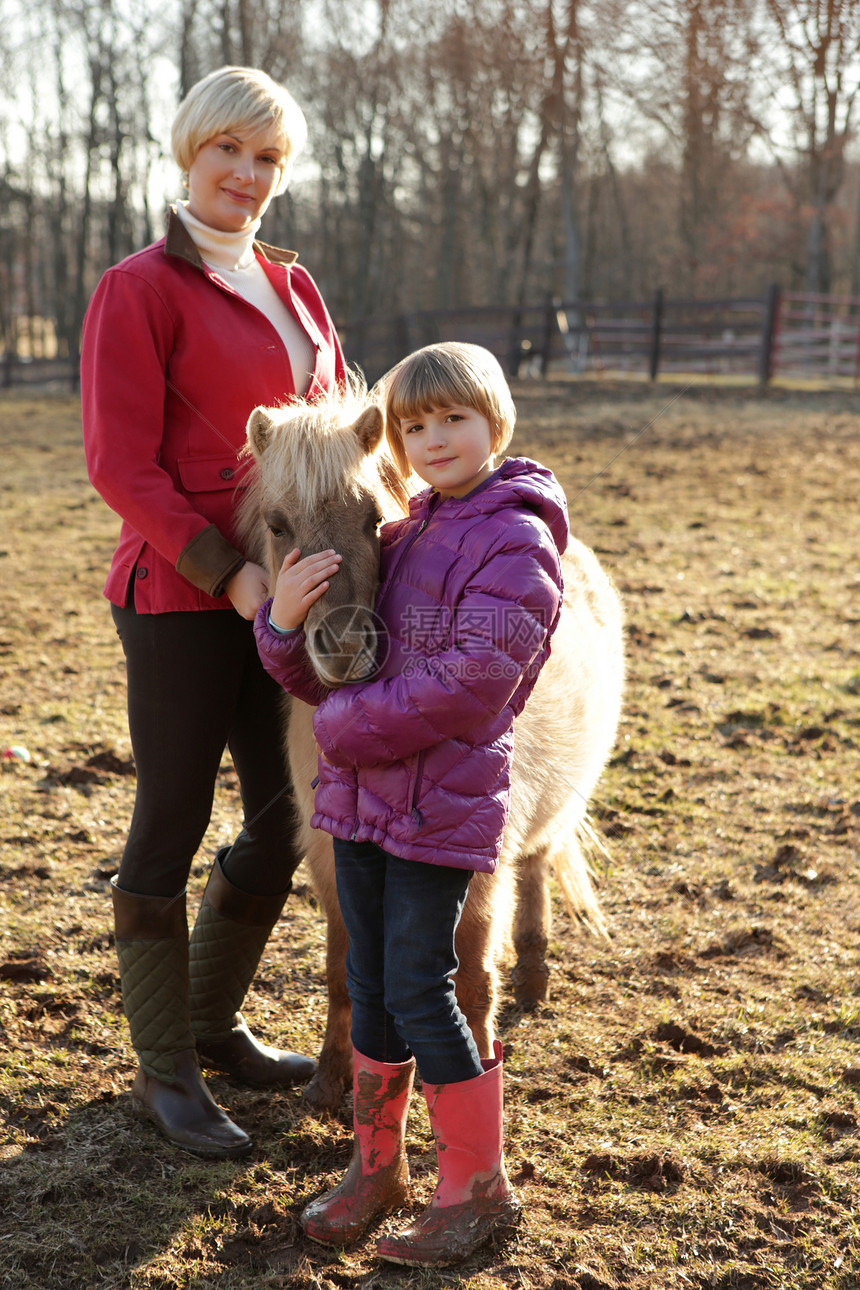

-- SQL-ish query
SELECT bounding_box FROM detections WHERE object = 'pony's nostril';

[310,620,336,656]
[308,608,380,685]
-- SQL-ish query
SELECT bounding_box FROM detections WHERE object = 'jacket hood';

[409,456,570,557]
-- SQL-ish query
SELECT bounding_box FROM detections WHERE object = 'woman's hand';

[270,548,342,631]
[225,561,271,620]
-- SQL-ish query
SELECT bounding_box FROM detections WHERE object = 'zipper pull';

[411,807,423,827]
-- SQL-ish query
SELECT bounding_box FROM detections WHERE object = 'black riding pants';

[110,597,300,899]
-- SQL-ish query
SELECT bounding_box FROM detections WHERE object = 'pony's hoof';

[301,1066,350,1112]
[512,955,550,1008]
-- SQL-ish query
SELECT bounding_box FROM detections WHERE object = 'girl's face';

[186,126,285,232]
[399,404,496,498]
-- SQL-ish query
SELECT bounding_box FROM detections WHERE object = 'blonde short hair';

[382,342,516,479]
[171,66,307,196]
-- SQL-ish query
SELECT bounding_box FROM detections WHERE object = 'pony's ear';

[246,407,276,459]
[352,405,384,454]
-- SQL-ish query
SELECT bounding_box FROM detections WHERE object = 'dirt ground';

[1,380,859,1290]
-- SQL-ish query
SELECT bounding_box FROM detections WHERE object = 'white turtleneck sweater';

[175,202,315,397]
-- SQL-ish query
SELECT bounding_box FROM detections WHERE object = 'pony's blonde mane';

[237,383,413,557]
[259,395,377,510]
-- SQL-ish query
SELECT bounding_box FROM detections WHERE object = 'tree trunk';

[73,59,101,349]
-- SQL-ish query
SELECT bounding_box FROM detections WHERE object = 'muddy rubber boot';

[111,878,251,1158]
[189,853,316,1087]
[301,1049,416,1246]
[376,1041,521,1267]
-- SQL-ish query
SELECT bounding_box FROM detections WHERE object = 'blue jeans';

[333,838,484,1084]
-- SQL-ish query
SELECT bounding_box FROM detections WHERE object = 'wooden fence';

[1,353,80,391]
[341,286,860,387]
[773,292,860,381]
[3,288,860,391]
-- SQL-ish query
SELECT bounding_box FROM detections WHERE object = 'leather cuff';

[205,854,291,927]
[176,524,246,599]
[111,877,188,939]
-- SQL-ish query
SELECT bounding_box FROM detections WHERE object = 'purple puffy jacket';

[254,457,567,873]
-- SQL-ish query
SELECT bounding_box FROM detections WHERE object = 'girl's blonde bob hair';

[171,66,307,196]
[382,342,516,479]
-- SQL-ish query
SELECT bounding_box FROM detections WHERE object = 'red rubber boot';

[301,1049,415,1246]
[376,1041,521,1267]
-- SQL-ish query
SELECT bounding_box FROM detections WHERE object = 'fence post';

[347,318,365,373]
[507,309,524,378]
[648,287,664,381]
[395,313,412,360]
[758,283,781,385]
[540,297,558,377]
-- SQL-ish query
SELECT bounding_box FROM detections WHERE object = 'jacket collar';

[406,457,569,557]
[163,206,299,270]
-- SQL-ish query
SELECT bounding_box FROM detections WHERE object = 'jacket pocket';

[176,452,252,494]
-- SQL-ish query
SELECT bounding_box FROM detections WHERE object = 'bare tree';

[753,0,860,294]
[4,0,860,372]
[178,0,306,82]
[606,0,757,293]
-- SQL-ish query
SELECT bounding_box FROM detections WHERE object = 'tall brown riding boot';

[189,854,317,1087]
[111,878,251,1158]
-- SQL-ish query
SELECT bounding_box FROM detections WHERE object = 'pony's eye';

[268,523,290,539]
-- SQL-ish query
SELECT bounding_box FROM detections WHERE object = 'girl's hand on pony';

[270,548,342,631]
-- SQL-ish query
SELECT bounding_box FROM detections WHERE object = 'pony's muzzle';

[307,609,380,687]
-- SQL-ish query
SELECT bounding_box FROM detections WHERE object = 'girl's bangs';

[387,362,477,424]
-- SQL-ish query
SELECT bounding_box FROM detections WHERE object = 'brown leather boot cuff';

[111,878,188,939]
[203,855,290,928]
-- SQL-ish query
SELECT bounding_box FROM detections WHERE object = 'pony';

[237,383,625,1110]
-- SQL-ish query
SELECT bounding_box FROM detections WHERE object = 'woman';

[81,66,346,1158]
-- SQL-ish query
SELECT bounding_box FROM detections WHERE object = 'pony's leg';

[285,704,353,1110]
[512,842,553,1008]
[301,835,353,1111]
[452,873,499,1059]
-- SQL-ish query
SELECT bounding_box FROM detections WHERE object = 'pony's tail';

[551,816,610,940]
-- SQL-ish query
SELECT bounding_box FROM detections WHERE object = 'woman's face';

[186,125,285,232]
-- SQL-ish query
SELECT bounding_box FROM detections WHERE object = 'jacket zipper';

[410,750,426,828]
[379,514,430,830]
[375,514,430,618]
[366,506,434,834]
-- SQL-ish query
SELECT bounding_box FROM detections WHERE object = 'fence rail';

[3,288,860,392]
[340,285,860,387]
[2,353,80,391]
[773,292,860,381]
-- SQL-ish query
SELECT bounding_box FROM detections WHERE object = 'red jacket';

[81,210,347,613]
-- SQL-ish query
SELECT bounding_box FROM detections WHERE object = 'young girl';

[254,342,569,1266]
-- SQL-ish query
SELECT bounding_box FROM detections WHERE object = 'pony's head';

[238,383,411,687]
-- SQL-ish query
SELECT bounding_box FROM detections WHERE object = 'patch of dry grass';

[1,383,859,1289]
